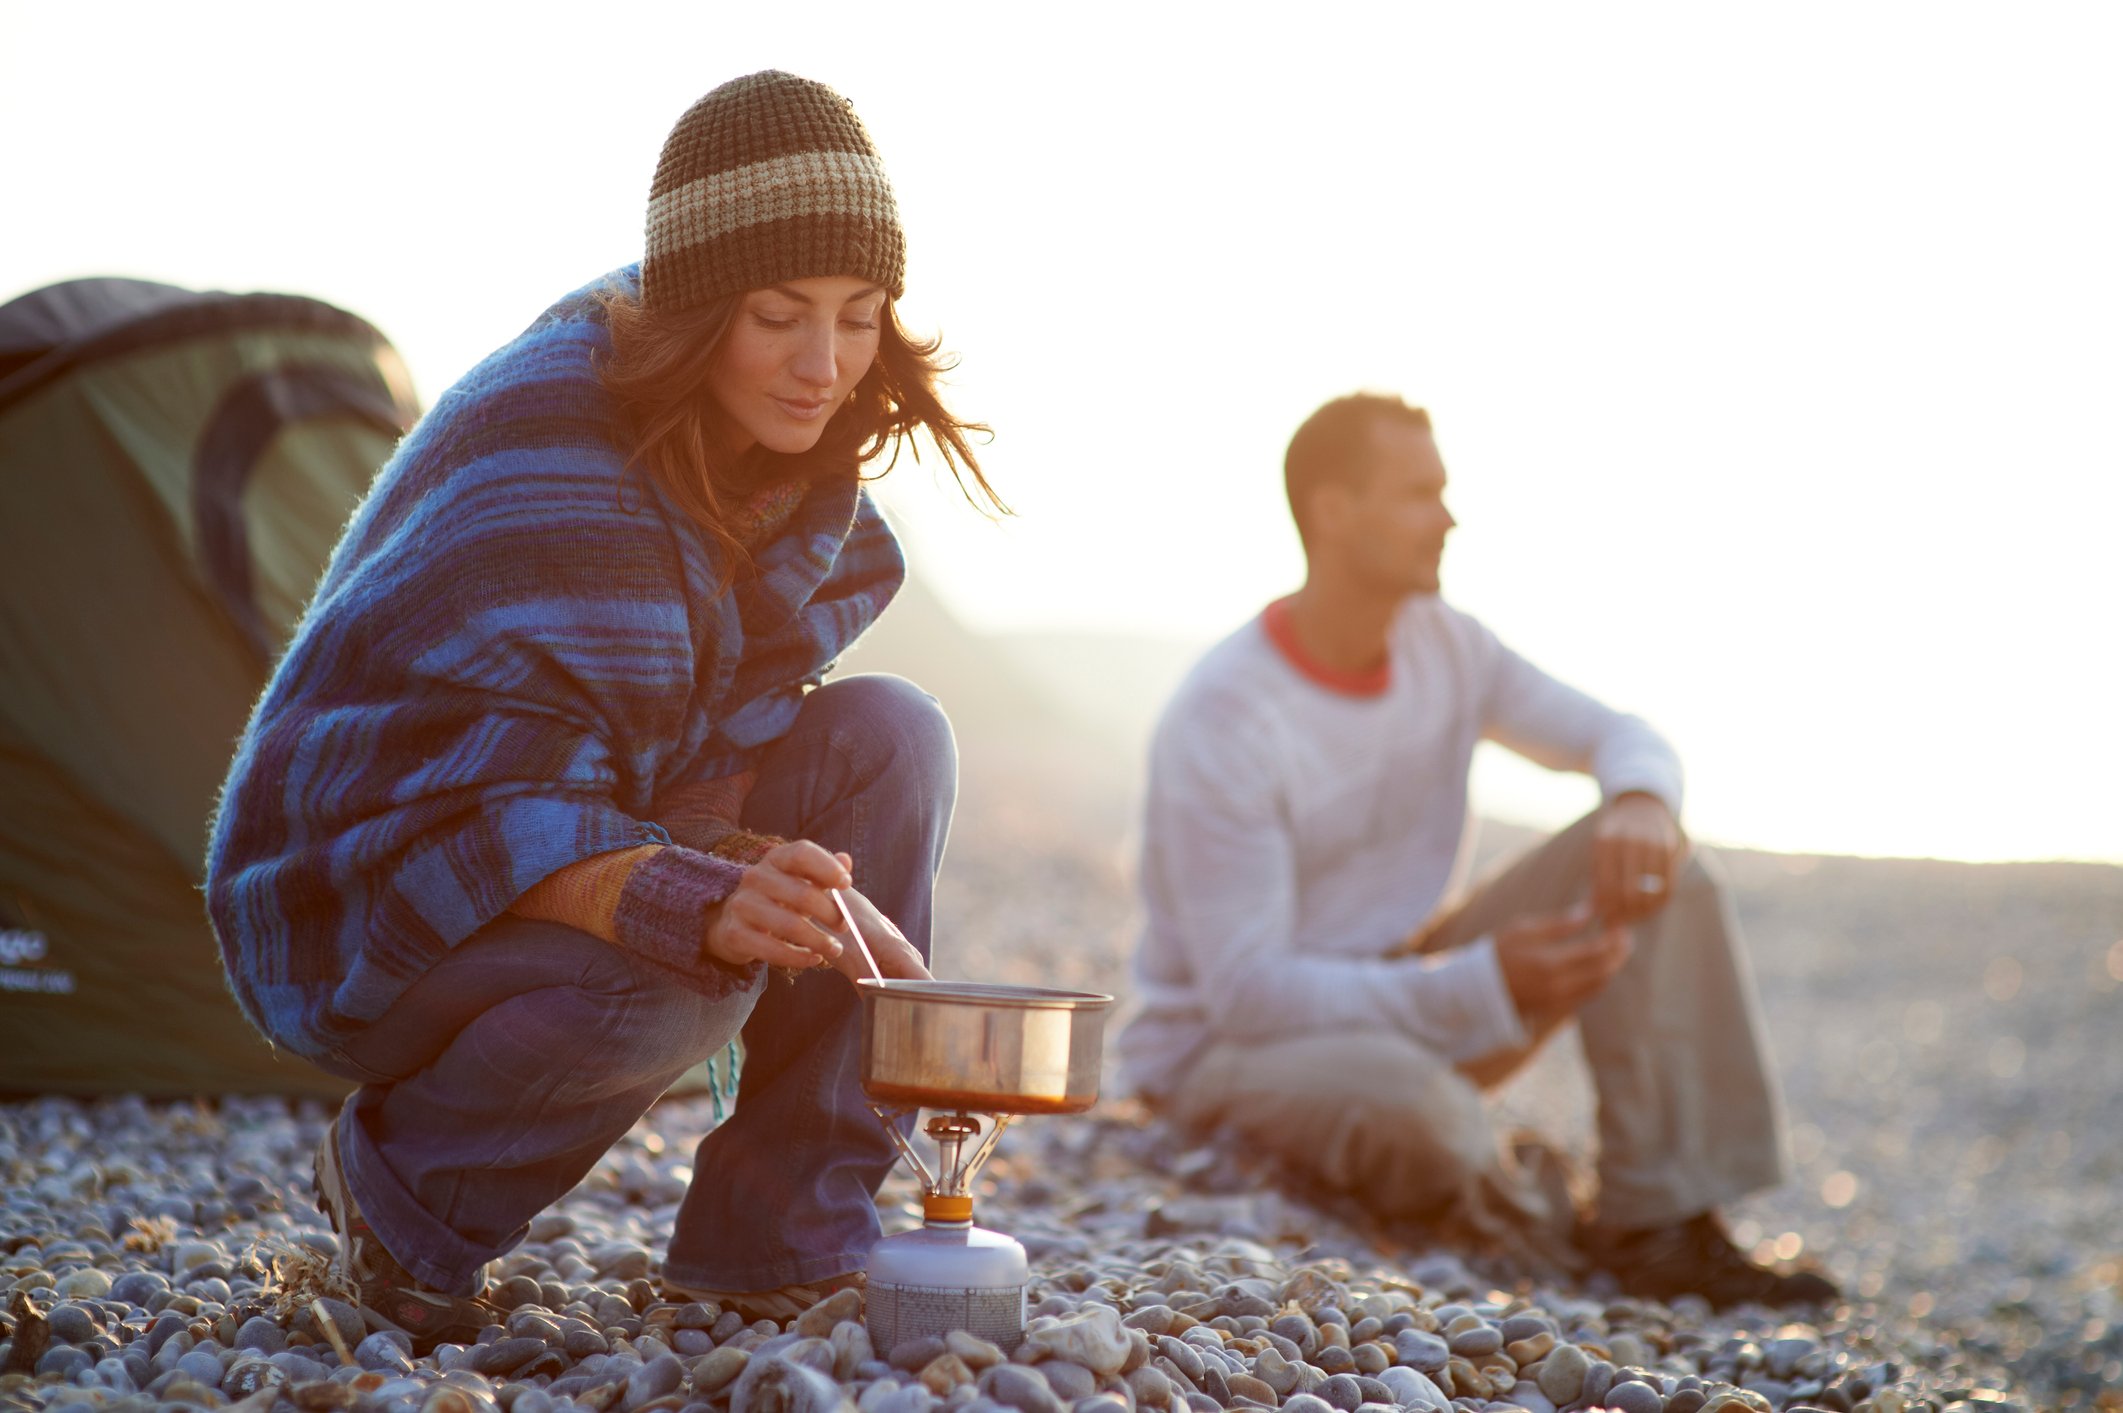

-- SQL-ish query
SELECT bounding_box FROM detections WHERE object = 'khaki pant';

[1160,814,1791,1234]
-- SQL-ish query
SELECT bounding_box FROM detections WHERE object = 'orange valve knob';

[922,1193,974,1223]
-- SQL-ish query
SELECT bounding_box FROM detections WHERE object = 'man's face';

[1333,421,1457,597]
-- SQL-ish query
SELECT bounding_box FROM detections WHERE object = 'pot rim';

[856,978,1114,1011]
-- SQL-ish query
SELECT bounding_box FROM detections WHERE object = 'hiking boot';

[312,1119,499,1352]
[1587,1211,1840,1310]
[660,1269,865,1325]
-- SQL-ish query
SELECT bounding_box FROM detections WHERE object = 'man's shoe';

[312,1120,500,1353]
[1587,1212,1840,1310]
[660,1270,865,1325]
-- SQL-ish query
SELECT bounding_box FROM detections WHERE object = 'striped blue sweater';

[204,268,904,1070]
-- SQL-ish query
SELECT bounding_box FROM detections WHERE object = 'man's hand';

[1592,792,1686,925]
[1493,903,1633,1021]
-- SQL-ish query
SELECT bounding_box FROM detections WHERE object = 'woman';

[206,71,997,1346]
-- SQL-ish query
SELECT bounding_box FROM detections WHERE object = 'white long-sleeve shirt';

[1115,595,1684,1099]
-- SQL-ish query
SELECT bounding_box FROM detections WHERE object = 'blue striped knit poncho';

[205,268,904,1071]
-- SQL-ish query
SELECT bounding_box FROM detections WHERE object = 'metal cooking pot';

[856,979,1114,1115]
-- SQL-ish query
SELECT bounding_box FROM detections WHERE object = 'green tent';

[0,277,418,1097]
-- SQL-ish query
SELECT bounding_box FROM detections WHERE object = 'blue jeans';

[331,674,955,1295]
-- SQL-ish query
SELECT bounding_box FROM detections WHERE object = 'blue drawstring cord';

[704,1040,743,1124]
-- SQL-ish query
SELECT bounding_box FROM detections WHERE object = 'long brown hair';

[597,285,1002,584]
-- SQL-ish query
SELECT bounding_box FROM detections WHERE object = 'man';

[1117,393,1834,1308]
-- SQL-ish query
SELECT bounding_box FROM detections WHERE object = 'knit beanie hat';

[642,71,906,315]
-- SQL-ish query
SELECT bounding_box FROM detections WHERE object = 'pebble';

[1040,1360,1098,1402]
[796,1285,862,1337]
[1024,1307,1130,1376]
[56,1267,112,1300]
[1607,1378,1665,1413]
[1536,1340,1588,1403]
[984,1363,1068,1413]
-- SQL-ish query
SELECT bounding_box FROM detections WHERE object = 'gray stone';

[892,1336,950,1372]
[358,1332,416,1373]
[1581,1358,1616,1406]
[493,1275,544,1311]
[267,1350,335,1384]
[1444,1324,1499,1358]
[1253,1346,1301,1397]
[675,1327,715,1356]
[36,1345,94,1381]
[983,1364,1067,1413]
[302,1296,367,1351]
[1391,1330,1448,1372]
[1320,1373,1364,1412]
[233,1316,285,1355]
[508,1311,563,1343]
[1281,1397,1337,1413]
[1122,1308,1174,1338]
[1375,1365,1448,1411]
[1765,1337,1818,1380]
[835,1322,876,1381]
[109,1272,168,1307]
[47,1302,99,1343]
[174,1348,225,1387]
[1606,1380,1663,1413]
[625,1352,686,1410]
[1499,1315,1554,1344]
[1154,1337,1203,1387]
[1125,1366,1172,1409]
[474,1336,547,1376]
[1039,1362,1098,1403]
[1504,1383,1557,1413]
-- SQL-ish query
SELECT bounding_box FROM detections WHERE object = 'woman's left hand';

[817,854,931,983]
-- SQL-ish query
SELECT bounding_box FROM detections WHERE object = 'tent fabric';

[0,277,418,1097]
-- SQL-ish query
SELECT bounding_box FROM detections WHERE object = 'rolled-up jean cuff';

[337,1107,501,1295]
[612,844,756,996]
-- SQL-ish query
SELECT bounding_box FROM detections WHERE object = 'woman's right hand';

[703,840,854,972]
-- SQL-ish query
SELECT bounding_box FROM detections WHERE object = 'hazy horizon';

[7,2,2118,864]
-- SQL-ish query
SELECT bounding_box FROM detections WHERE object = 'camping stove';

[854,979,1113,1353]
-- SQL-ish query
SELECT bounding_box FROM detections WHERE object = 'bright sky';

[7,3,2119,863]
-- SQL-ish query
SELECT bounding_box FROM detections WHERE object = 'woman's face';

[705,275,887,455]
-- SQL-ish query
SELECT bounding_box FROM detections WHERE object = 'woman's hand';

[701,842,930,982]
[819,864,931,983]
[703,840,855,971]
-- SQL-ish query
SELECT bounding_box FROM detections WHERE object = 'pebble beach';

[3,767,2119,1413]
